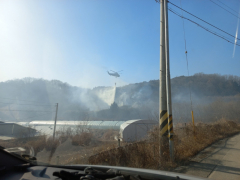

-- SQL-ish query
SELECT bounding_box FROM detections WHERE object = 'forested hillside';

[115,73,240,106]
[0,73,239,122]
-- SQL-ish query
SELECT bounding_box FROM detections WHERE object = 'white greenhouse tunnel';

[120,119,158,142]
[5,119,158,142]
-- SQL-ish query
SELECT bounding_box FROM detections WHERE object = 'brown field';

[88,119,240,170]
[1,119,240,171]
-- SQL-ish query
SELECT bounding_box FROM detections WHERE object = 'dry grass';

[2,120,239,169]
[174,120,240,162]
[45,137,60,151]
[0,128,117,164]
[88,120,240,170]
[0,135,61,157]
[64,141,118,165]
[25,136,47,153]
[101,130,119,141]
[72,132,93,146]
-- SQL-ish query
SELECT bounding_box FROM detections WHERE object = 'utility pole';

[53,103,58,141]
[164,0,174,161]
[159,0,174,161]
[159,0,168,157]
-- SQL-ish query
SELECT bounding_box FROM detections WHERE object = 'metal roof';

[9,121,128,136]
[120,119,158,130]
[15,121,126,127]
[6,120,155,136]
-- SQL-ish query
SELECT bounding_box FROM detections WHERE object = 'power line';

[17,113,53,121]
[179,0,193,112]
[168,1,240,41]
[0,101,54,107]
[216,0,239,14]
[0,97,55,105]
[0,110,54,112]
[168,8,240,47]
[209,0,240,19]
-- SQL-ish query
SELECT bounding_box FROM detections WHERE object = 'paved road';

[174,133,240,180]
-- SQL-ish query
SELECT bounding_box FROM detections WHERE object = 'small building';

[16,121,127,136]
[0,122,37,139]
[8,120,158,141]
[119,119,158,142]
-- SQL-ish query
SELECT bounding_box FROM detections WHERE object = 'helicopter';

[107,70,123,78]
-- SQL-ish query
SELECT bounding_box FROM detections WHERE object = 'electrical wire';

[168,1,240,41]
[209,0,240,19]
[0,97,55,105]
[0,110,54,112]
[168,8,240,46]
[179,0,193,112]
[16,113,54,121]
[216,0,239,14]
[0,101,55,107]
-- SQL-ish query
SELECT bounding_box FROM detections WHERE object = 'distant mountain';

[0,73,239,121]
[0,78,107,121]
[115,73,240,106]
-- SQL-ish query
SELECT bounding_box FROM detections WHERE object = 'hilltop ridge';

[0,73,239,121]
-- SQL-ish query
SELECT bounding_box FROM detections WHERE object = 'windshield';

[0,0,240,179]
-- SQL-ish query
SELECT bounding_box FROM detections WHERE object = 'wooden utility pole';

[53,103,58,141]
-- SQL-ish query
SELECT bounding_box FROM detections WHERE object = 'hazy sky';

[0,0,239,88]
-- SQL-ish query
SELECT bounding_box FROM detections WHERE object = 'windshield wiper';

[53,167,142,180]
[21,154,37,161]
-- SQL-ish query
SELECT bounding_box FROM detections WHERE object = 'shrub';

[45,137,60,151]
[88,120,240,170]
[72,132,93,146]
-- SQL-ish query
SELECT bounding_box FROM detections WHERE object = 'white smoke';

[93,86,116,106]
[112,83,116,104]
